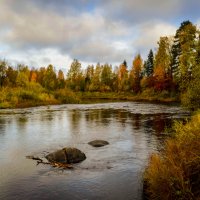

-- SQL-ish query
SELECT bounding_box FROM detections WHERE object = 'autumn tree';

[30,69,37,82]
[101,64,113,91]
[195,32,200,66]
[129,55,143,93]
[43,64,57,90]
[16,72,29,87]
[6,66,18,87]
[37,67,46,87]
[89,63,102,91]
[67,59,84,91]
[182,29,200,109]
[171,21,197,91]
[85,65,94,91]
[111,66,119,92]
[154,37,172,91]
[16,64,30,87]
[117,60,129,92]
[182,62,200,110]
[57,69,65,89]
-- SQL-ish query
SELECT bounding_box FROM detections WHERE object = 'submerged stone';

[88,140,109,147]
[45,147,86,164]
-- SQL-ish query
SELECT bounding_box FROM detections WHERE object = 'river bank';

[0,87,179,109]
[143,111,200,199]
[78,91,179,104]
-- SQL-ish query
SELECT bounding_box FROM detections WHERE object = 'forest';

[0,20,200,110]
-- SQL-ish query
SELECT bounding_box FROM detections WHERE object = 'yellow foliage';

[144,112,200,199]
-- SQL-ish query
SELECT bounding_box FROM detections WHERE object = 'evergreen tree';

[144,49,154,77]
[0,60,7,87]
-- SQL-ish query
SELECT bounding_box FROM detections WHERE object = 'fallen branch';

[50,162,74,169]
[26,155,73,169]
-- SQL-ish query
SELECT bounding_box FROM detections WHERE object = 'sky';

[0,0,200,71]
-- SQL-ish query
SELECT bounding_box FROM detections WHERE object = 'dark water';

[0,102,189,200]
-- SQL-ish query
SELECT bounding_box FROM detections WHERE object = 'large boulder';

[45,147,86,164]
[88,140,109,147]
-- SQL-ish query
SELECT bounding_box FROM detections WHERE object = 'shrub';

[181,84,200,110]
[54,88,80,103]
[144,112,200,200]
[19,90,39,101]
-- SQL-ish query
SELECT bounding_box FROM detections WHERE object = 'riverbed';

[0,102,189,200]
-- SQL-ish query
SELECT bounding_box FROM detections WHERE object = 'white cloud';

[1,48,72,71]
[133,21,177,57]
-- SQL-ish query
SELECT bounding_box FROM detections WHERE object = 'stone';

[88,140,109,147]
[45,147,86,164]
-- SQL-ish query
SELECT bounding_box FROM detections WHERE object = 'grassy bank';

[143,111,200,200]
[78,89,179,103]
[0,85,80,109]
[0,86,178,109]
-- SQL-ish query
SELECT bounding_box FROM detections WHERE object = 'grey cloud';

[98,0,180,23]
[0,0,200,68]
[68,39,132,63]
[0,1,130,64]
[99,0,200,25]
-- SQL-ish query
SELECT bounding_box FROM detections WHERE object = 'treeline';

[0,20,200,109]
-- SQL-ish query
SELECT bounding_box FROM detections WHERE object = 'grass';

[143,111,200,200]
[0,86,178,109]
[78,89,179,103]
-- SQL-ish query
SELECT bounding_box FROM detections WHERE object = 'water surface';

[0,102,189,200]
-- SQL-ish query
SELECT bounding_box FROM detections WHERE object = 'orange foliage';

[30,71,37,82]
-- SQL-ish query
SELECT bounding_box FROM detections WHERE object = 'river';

[0,102,189,200]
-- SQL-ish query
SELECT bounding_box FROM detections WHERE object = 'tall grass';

[144,112,200,199]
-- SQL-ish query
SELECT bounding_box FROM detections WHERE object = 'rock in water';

[45,148,86,164]
[88,140,109,147]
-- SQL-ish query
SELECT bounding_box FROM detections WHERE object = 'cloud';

[133,21,177,57]
[97,0,181,25]
[0,0,130,65]
[2,47,72,71]
[0,0,199,69]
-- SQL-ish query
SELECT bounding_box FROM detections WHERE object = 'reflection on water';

[0,102,189,200]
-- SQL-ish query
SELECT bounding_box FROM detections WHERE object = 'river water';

[0,102,189,200]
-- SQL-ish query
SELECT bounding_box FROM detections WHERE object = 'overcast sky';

[0,0,200,71]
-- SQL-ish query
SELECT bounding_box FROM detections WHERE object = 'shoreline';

[0,93,180,109]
